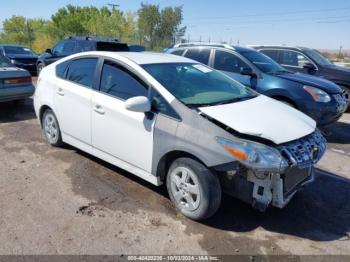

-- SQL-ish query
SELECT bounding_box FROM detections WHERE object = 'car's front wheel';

[166,157,222,220]
[42,109,63,147]
[340,86,350,112]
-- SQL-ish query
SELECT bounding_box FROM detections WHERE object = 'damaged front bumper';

[216,130,326,211]
[248,167,314,211]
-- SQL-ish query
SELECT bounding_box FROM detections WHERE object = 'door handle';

[57,88,64,96]
[93,105,105,115]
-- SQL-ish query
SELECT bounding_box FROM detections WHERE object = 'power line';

[184,6,350,21]
[186,15,350,27]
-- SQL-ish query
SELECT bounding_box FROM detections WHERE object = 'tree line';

[0,3,186,53]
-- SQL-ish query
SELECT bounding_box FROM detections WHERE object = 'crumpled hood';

[199,95,316,144]
[277,72,342,94]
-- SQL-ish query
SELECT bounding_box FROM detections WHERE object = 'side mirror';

[45,49,52,54]
[303,62,316,71]
[125,96,151,113]
[240,67,255,77]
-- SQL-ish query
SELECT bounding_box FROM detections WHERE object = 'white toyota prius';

[34,51,326,220]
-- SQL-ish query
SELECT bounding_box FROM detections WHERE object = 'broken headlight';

[216,137,288,173]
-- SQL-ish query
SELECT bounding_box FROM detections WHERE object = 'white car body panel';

[91,91,155,173]
[199,95,316,144]
[54,78,93,145]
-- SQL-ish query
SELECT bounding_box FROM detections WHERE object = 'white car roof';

[71,51,195,65]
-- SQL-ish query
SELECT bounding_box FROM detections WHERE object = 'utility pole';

[107,3,120,9]
[339,45,343,59]
[26,21,33,49]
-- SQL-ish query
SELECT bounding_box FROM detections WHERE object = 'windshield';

[304,49,333,66]
[240,51,287,74]
[4,46,35,55]
[142,63,257,107]
[0,55,12,67]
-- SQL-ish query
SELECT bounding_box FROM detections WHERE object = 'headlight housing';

[216,137,288,173]
[303,85,331,103]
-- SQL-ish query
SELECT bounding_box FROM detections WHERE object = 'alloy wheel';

[169,166,201,212]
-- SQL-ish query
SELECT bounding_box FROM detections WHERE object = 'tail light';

[4,76,32,85]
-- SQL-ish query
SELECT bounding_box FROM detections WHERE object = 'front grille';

[278,130,327,169]
[15,58,37,64]
[334,92,348,105]
[283,166,312,196]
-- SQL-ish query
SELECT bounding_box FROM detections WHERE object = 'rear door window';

[66,58,98,87]
[170,49,185,56]
[259,49,279,62]
[75,41,95,52]
[62,41,76,54]
[184,48,211,65]
[214,50,249,73]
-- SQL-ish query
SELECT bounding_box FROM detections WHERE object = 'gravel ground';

[0,97,349,256]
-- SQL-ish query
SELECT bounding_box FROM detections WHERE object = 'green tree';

[0,16,47,49]
[137,3,186,49]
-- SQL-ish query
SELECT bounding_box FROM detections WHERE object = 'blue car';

[0,54,34,103]
[166,43,347,126]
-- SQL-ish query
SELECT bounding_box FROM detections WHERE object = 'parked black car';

[0,44,38,75]
[253,46,350,110]
[36,36,130,74]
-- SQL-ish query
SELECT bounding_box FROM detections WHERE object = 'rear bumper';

[0,85,35,102]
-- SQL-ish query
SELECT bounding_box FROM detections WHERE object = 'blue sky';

[1,0,350,49]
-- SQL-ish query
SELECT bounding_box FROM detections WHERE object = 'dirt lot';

[0,96,350,256]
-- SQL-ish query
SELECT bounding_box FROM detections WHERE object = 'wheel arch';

[39,105,53,126]
[270,95,298,109]
[156,150,207,182]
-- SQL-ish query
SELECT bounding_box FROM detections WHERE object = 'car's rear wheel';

[42,109,63,147]
[37,63,45,75]
[166,157,221,220]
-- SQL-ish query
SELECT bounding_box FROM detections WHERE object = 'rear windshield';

[96,42,129,52]
[0,55,12,67]
[4,46,35,55]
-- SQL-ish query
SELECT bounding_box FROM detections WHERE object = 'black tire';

[41,109,63,147]
[166,157,222,220]
[37,63,45,75]
[340,85,350,112]
[13,99,26,106]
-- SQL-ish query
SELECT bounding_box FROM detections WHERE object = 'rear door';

[54,57,98,145]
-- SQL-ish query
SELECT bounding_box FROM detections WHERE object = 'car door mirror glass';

[45,49,52,54]
[240,67,255,76]
[303,62,316,70]
[125,96,151,113]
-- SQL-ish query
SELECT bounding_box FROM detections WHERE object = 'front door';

[91,59,155,172]
[212,49,257,89]
[278,49,316,74]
